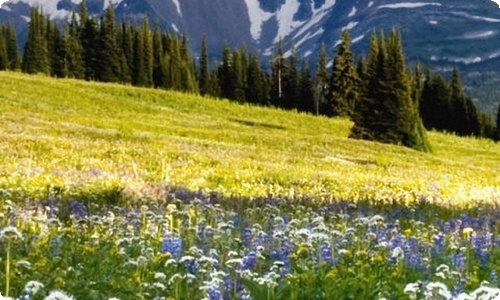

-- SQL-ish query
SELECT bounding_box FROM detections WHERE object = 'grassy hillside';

[0,71,498,208]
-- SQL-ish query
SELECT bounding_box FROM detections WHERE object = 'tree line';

[0,1,499,150]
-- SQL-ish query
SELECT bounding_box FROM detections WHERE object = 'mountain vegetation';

[0,3,497,151]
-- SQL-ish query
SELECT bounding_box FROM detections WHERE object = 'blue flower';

[241,251,257,270]
[161,233,182,259]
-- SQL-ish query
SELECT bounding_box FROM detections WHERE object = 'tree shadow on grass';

[229,118,286,130]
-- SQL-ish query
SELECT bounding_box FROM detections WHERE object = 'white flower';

[154,272,167,280]
[0,226,23,241]
[24,280,44,294]
[43,290,75,300]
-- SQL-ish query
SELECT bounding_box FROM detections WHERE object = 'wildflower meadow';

[0,72,499,299]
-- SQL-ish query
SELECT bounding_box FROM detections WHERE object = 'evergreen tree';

[351,30,431,152]
[152,21,166,88]
[231,49,245,102]
[218,42,236,100]
[80,16,98,80]
[49,23,67,78]
[65,12,84,78]
[315,43,329,115]
[298,61,315,113]
[283,43,300,110]
[22,8,49,74]
[198,34,210,96]
[132,29,147,86]
[246,51,267,105]
[95,3,121,82]
[141,15,154,87]
[5,24,20,70]
[328,30,358,117]
[0,27,8,71]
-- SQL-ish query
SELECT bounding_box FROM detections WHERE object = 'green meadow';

[0,71,498,208]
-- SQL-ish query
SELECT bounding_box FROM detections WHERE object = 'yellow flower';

[326,270,337,281]
[54,277,65,288]
[403,228,412,237]
[297,245,309,259]
[462,227,474,238]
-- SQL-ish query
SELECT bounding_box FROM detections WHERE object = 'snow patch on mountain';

[368,1,374,8]
[5,0,123,19]
[274,0,305,42]
[348,6,356,17]
[429,20,438,24]
[1,4,11,11]
[462,30,496,39]
[243,0,273,40]
[378,2,442,9]
[171,0,182,16]
[352,34,365,43]
[452,12,500,23]
[293,0,336,40]
[342,21,358,31]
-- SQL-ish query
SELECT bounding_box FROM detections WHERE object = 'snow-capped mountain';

[2,0,500,107]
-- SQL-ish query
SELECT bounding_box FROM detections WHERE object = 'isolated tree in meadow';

[5,24,20,70]
[270,38,288,108]
[351,30,431,152]
[328,30,359,117]
[22,8,49,74]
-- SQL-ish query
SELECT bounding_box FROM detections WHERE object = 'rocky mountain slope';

[2,0,500,108]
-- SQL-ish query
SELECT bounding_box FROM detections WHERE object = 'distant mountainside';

[2,0,500,109]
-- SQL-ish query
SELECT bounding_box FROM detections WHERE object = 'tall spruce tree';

[218,42,236,100]
[22,8,49,74]
[271,39,287,108]
[283,43,300,110]
[328,30,358,117]
[298,61,315,113]
[315,43,329,115]
[65,12,84,78]
[350,30,431,152]
[141,15,154,87]
[5,24,20,70]
[95,3,121,82]
[198,34,210,96]
[246,51,267,105]
[152,21,165,88]
[0,27,8,71]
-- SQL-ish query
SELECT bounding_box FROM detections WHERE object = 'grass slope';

[0,71,498,208]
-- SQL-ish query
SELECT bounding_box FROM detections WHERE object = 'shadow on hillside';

[229,118,286,130]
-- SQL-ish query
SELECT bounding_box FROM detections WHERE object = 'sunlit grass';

[0,71,498,208]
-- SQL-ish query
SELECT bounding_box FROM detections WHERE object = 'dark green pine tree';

[0,26,8,71]
[298,61,315,113]
[315,43,329,115]
[283,43,300,110]
[49,22,67,78]
[95,3,121,82]
[449,67,468,135]
[132,29,147,86]
[120,24,135,80]
[218,42,236,100]
[350,32,382,140]
[5,24,20,70]
[351,30,431,152]
[198,34,210,96]
[231,49,245,102]
[22,8,49,74]
[328,30,359,117]
[246,51,267,105]
[420,72,452,131]
[80,14,98,80]
[141,15,154,87]
[152,21,165,88]
[65,12,84,79]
